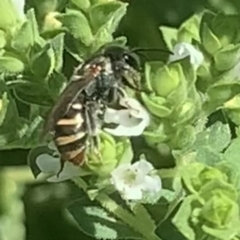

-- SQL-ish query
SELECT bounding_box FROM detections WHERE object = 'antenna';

[133,48,173,55]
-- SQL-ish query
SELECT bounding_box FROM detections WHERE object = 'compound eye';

[124,55,129,61]
[123,54,139,69]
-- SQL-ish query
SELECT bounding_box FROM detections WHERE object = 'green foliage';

[2,0,240,240]
[67,196,142,239]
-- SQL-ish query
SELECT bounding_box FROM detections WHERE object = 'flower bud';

[86,132,132,176]
[42,12,62,32]
[201,194,239,227]
[145,62,182,97]
[141,92,171,118]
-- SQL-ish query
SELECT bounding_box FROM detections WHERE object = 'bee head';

[103,45,141,72]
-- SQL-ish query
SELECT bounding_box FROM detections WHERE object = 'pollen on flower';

[110,159,162,201]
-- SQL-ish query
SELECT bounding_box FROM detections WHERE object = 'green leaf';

[159,26,177,49]
[11,20,34,51]
[31,44,55,78]
[141,93,172,118]
[0,116,43,149]
[67,197,142,239]
[49,33,65,71]
[178,14,201,42]
[211,14,240,46]
[90,27,113,53]
[90,2,127,34]
[14,82,53,106]
[47,71,67,101]
[71,0,90,11]
[0,30,6,48]
[172,195,196,240]
[25,9,44,45]
[0,0,20,32]
[57,9,93,46]
[223,137,240,192]
[200,23,222,55]
[192,122,231,154]
[11,9,41,51]
[214,44,240,71]
[0,92,9,126]
[0,56,25,73]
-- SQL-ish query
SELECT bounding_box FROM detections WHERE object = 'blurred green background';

[1,0,240,239]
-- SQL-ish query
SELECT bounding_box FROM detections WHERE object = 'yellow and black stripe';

[54,103,87,168]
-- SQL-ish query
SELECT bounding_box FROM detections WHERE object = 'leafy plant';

[1,1,240,240]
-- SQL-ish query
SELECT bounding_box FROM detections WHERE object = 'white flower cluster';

[111,159,161,200]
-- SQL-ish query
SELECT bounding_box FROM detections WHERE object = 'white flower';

[169,42,204,69]
[111,159,162,200]
[104,97,150,136]
[11,0,25,20]
[36,143,80,182]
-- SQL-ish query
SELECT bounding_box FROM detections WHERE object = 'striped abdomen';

[54,103,87,166]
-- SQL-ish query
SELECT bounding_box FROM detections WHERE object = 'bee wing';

[43,77,94,136]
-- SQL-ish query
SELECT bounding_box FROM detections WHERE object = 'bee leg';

[116,87,127,98]
[85,102,100,155]
[56,158,65,177]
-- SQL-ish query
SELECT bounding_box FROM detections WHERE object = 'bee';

[43,44,143,174]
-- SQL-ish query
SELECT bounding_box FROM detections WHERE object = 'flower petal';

[169,42,204,69]
[104,98,150,136]
[111,163,131,191]
[36,154,60,174]
[104,108,140,127]
[141,175,162,193]
[131,159,154,175]
[121,184,143,200]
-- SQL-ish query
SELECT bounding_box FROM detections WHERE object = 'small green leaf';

[0,92,9,126]
[0,115,43,149]
[71,0,90,11]
[172,195,196,240]
[31,44,55,78]
[67,197,142,239]
[159,26,177,49]
[192,122,231,154]
[143,127,168,148]
[57,10,93,46]
[223,137,240,191]
[47,71,67,101]
[23,9,44,46]
[214,44,240,71]
[200,23,222,55]
[178,14,202,42]
[90,2,127,34]
[211,14,240,46]
[0,30,6,48]
[91,27,113,53]
[12,20,34,51]
[0,0,20,32]
[14,83,53,106]
[0,56,25,73]
[49,33,65,71]
[141,93,172,118]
